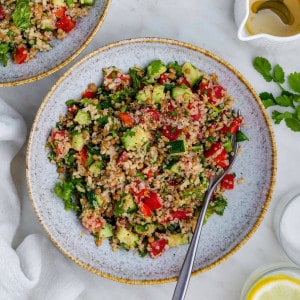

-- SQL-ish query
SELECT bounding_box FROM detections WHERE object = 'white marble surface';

[1,0,300,299]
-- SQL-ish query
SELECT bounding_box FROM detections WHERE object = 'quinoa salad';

[0,0,94,66]
[47,60,248,258]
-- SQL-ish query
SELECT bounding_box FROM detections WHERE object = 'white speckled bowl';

[0,0,111,87]
[26,38,277,284]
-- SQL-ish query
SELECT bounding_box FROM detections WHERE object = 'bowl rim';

[0,0,111,88]
[26,37,277,284]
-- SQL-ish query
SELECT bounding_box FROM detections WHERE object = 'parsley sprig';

[253,56,300,132]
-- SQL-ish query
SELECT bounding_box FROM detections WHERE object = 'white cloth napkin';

[0,99,85,300]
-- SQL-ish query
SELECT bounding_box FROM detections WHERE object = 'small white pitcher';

[234,0,300,48]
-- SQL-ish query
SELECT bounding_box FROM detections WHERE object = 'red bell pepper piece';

[56,15,76,33]
[139,202,152,217]
[82,90,95,99]
[148,238,168,258]
[120,112,134,127]
[204,142,229,169]
[53,6,66,19]
[177,76,190,87]
[14,46,27,64]
[221,173,235,190]
[143,192,162,210]
[77,145,88,166]
[221,116,242,134]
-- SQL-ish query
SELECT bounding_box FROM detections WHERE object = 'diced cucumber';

[89,161,103,176]
[98,223,113,239]
[114,194,137,216]
[171,86,193,102]
[116,227,139,250]
[136,87,152,103]
[121,126,149,151]
[65,0,74,6]
[80,0,94,5]
[74,109,91,126]
[40,18,55,31]
[152,85,165,103]
[71,132,84,151]
[168,140,186,154]
[168,161,181,174]
[222,137,232,152]
[134,223,157,235]
[53,0,65,6]
[167,233,190,247]
[181,62,203,87]
[147,60,167,81]
[192,144,203,152]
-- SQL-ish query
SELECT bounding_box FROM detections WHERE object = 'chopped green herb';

[253,56,300,132]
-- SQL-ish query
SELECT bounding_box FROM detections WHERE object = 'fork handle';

[172,182,215,300]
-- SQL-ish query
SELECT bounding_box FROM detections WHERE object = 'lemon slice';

[246,274,300,300]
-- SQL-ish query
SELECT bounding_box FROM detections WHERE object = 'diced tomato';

[215,149,229,168]
[204,142,223,158]
[82,90,95,99]
[139,202,152,217]
[159,209,193,223]
[145,169,158,179]
[213,85,224,99]
[221,116,242,134]
[148,238,168,258]
[159,73,168,85]
[221,174,235,190]
[51,129,68,156]
[53,6,66,19]
[81,213,104,234]
[199,81,210,94]
[120,112,134,127]
[170,209,193,220]
[204,142,229,169]
[56,15,76,33]
[188,101,202,121]
[67,104,78,114]
[143,192,162,210]
[0,7,5,20]
[145,109,160,121]
[167,101,175,113]
[117,151,128,165]
[14,46,27,64]
[77,145,88,166]
[161,125,183,141]
[177,76,190,87]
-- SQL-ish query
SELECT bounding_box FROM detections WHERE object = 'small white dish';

[234,0,300,48]
[274,192,300,266]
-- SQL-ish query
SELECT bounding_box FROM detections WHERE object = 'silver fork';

[172,112,240,300]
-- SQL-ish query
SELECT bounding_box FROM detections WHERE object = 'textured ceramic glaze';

[0,0,111,87]
[26,38,276,284]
